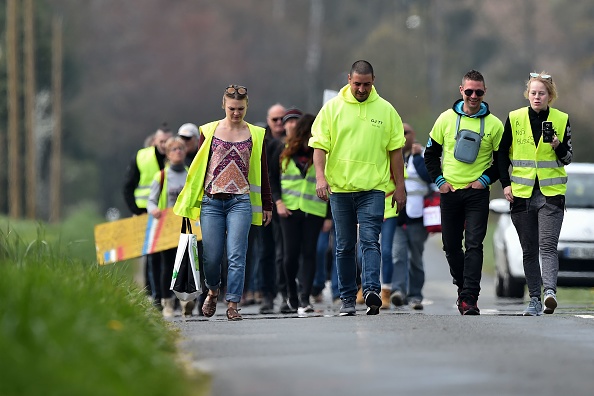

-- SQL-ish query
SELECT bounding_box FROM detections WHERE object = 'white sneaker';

[543,290,557,314]
[161,297,175,318]
[297,304,314,314]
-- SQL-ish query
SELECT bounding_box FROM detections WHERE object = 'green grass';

[0,210,209,396]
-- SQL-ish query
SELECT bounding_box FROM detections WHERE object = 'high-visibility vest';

[509,107,568,198]
[173,121,265,225]
[134,146,160,209]
[281,159,326,218]
[154,166,189,210]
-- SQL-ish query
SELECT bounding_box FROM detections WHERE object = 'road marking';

[575,315,594,319]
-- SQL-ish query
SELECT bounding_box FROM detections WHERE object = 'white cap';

[178,123,198,138]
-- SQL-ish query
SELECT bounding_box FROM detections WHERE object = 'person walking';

[309,60,406,316]
[498,71,572,316]
[424,69,503,315]
[379,172,404,309]
[123,123,172,309]
[147,136,192,318]
[390,123,433,310]
[253,103,290,314]
[270,113,329,314]
[173,84,273,321]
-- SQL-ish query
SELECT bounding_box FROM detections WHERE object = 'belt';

[206,192,236,200]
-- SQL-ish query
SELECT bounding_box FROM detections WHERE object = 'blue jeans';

[200,193,252,303]
[380,217,398,286]
[330,190,384,300]
[391,221,428,300]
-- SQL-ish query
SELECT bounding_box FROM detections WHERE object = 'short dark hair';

[350,60,374,77]
[462,69,484,85]
[158,122,171,133]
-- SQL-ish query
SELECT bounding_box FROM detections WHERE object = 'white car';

[489,162,594,298]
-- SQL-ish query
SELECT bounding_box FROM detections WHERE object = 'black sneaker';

[259,296,274,314]
[390,290,405,307]
[339,297,356,316]
[364,291,382,315]
[409,298,424,310]
[460,297,480,316]
[280,300,297,314]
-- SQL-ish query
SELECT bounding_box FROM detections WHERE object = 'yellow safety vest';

[509,107,568,198]
[154,166,189,210]
[173,121,265,225]
[134,147,160,209]
[281,159,327,218]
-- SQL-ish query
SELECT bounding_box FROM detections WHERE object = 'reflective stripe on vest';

[134,147,160,209]
[281,161,326,218]
[509,107,568,197]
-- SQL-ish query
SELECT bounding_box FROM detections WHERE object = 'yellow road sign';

[94,208,202,265]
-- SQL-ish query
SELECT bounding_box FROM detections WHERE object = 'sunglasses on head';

[225,85,248,96]
[529,73,552,82]
[463,89,485,97]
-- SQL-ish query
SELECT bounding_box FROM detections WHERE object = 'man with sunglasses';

[177,123,199,167]
[424,69,504,315]
[309,60,407,316]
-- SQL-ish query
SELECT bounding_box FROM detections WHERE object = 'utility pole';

[50,14,63,223]
[305,0,323,112]
[24,0,37,219]
[6,0,21,219]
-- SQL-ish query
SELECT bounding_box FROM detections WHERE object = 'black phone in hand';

[542,121,554,143]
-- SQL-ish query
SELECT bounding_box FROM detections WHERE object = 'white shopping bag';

[170,217,201,301]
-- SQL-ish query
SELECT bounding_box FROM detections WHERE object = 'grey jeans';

[511,188,564,298]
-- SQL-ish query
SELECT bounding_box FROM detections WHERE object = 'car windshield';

[566,172,594,208]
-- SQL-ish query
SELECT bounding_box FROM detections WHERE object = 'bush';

[0,226,208,396]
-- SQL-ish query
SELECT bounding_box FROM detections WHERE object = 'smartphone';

[542,121,554,143]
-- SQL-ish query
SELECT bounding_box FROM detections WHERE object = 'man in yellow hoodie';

[309,60,406,316]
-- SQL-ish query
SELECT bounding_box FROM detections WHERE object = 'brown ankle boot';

[381,288,391,309]
[356,287,365,305]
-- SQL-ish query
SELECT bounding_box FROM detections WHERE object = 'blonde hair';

[165,136,187,153]
[524,71,558,104]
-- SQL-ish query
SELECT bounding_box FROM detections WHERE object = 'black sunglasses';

[225,85,248,96]
[271,117,283,123]
[463,89,485,97]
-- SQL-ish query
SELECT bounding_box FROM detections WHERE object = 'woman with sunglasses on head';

[174,85,273,321]
[498,72,573,316]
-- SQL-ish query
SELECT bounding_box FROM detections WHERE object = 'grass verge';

[0,217,209,396]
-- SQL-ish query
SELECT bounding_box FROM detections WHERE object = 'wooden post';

[24,0,37,219]
[6,0,21,219]
[50,14,63,223]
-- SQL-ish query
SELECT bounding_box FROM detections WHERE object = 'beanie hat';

[282,108,303,124]
[178,123,198,138]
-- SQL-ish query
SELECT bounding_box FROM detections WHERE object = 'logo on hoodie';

[370,118,383,128]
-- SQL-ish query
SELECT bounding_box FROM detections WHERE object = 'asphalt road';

[174,234,594,396]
